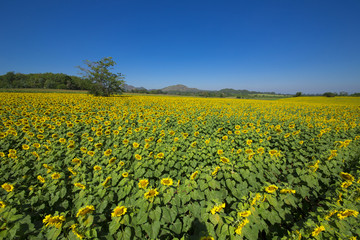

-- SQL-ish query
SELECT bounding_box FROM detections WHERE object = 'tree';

[77,57,125,96]
[323,92,337,97]
[295,92,302,97]
[339,91,348,96]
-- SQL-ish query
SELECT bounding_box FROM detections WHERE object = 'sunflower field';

[0,93,359,239]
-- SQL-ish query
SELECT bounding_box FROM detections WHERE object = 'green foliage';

[0,72,89,90]
[323,92,337,97]
[295,92,302,97]
[77,57,125,97]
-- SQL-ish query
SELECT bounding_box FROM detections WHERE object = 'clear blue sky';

[1,0,359,94]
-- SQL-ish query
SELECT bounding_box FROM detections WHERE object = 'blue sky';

[1,0,359,94]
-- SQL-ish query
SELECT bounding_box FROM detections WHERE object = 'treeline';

[0,72,90,90]
[129,88,280,98]
[322,91,360,97]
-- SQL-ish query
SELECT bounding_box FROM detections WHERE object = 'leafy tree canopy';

[77,57,125,97]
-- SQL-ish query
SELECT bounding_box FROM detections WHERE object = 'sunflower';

[94,165,102,171]
[74,183,86,190]
[190,171,198,180]
[311,225,325,237]
[133,142,139,148]
[1,183,14,192]
[200,236,214,240]
[337,209,359,220]
[156,152,164,159]
[102,177,112,187]
[235,218,249,235]
[340,172,354,182]
[210,203,225,214]
[111,206,127,217]
[43,215,65,228]
[94,143,103,148]
[220,157,230,164]
[37,175,45,183]
[72,158,82,164]
[51,172,61,180]
[245,149,253,154]
[109,157,116,164]
[104,149,112,157]
[68,167,77,176]
[161,177,173,186]
[211,166,220,176]
[238,210,251,218]
[33,143,41,148]
[341,181,352,188]
[87,151,95,157]
[280,189,296,194]
[268,150,278,157]
[22,144,30,150]
[76,205,95,217]
[265,185,278,193]
[138,179,149,189]
[257,147,264,155]
[144,189,159,200]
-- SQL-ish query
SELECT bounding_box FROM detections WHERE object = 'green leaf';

[109,220,121,235]
[208,179,220,189]
[136,210,148,225]
[98,199,108,213]
[267,210,281,225]
[163,191,172,204]
[182,215,193,232]
[190,190,201,200]
[209,214,220,225]
[9,214,23,222]
[221,224,229,236]
[149,206,161,221]
[162,208,172,223]
[30,196,38,205]
[154,206,162,222]
[84,215,94,227]
[47,227,61,240]
[60,187,67,198]
[170,218,182,235]
[143,221,161,239]
[198,180,207,191]
[123,226,132,239]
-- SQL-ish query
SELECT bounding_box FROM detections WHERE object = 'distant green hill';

[161,84,200,93]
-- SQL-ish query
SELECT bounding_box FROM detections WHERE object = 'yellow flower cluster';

[210,203,225,215]
[43,214,65,228]
[111,206,127,217]
[76,205,95,217]
[311,225,325,237]
[144,189,159,200]
[0,92,359,239]
[1,183,14,192]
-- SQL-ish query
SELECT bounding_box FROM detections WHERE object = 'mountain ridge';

[161,84,201,92]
